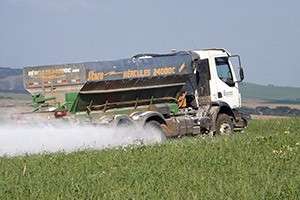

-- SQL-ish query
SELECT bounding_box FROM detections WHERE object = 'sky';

[0,0,299,87]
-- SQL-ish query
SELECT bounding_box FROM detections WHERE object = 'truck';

[23,48,250,136]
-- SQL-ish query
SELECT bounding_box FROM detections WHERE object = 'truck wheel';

[144,121,167,142]
[216,114,233,135]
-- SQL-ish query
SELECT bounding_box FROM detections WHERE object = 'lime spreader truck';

[23,48,250,136]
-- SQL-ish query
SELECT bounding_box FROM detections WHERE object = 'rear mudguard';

[130,111,166,126]
[97,114,134,127]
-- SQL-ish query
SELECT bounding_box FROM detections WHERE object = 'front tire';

[216,114,233,135]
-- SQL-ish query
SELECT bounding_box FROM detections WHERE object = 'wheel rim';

[219,123,232,135]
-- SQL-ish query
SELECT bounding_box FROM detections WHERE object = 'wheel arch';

[210,101,235,132]
[130,111,166,126]
[145,115,166,126]
[114,114,134,127]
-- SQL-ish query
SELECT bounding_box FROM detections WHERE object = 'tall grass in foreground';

[0,118,299,199]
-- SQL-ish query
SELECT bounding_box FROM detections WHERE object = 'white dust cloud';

[0,121,165,157]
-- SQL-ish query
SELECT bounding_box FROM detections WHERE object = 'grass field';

[0,119,299,199]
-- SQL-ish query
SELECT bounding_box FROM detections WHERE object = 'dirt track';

[250,115,290,119]
[243,99,300,109]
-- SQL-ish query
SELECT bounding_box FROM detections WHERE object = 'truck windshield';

[215,57,234,87]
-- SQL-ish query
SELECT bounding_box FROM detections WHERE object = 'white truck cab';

[193,49,243,110]
[185,48,249,134]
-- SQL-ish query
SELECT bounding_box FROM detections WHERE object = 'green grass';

[0,119,299,199]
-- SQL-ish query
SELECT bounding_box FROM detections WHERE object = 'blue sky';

[0,0,299,87]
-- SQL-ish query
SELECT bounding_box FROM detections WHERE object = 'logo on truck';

[26,66,82,87]
[87,66,177,81]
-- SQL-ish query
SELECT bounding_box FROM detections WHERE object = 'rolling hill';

[240,82,300,103]
[0,67,24,93]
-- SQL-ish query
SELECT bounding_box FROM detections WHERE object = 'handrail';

[88,97,178,112]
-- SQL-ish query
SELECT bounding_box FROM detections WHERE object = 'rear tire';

[216,114,233,135]
[144,121,167,142]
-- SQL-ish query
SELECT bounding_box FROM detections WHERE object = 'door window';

[215,57,234,87]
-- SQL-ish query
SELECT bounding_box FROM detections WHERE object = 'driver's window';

[215,57,234,87]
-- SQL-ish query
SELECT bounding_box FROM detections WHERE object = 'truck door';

[194,59,211,106]
[213,57,241,108]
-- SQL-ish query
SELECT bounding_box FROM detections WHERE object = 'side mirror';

[239,67,244,81]
[229,55,244,82]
